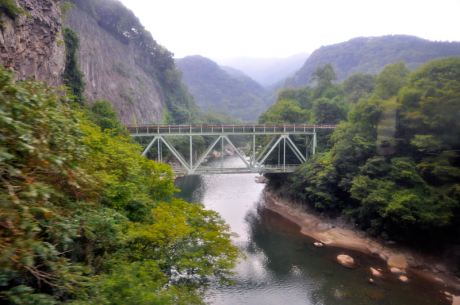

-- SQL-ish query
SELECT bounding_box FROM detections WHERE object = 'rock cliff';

[64,9,165,125]
[0,0,65,86]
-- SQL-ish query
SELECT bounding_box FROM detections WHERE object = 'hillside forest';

[260,57,460,255]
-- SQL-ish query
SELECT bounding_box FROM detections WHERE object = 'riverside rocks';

[314,242,323,247]
[399,276,409,283]
[387,255,408,269]
[337,255,354,268]
[391,267,406,274]
[370,268,382,277]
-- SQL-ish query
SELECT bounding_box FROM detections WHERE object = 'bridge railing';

[127,124,336,136]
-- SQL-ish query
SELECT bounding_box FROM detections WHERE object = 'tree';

[375,62,410,99]
[341,72,376,103]
[310,63,338,98]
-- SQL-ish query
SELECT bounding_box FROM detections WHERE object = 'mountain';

[220,65,247,78]
[281,35,460,89]
[0,0,201,125]
[214,53,310,87]
[176,55,266,120]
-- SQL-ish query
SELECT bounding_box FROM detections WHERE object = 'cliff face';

[0,0,65,86]
[65,9,165,125]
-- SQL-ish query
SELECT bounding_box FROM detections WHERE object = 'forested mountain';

[214,53,310,87]
[176,55,266,120]
[280,35,460,90]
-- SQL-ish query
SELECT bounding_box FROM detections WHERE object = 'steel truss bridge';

[128,124,336,175]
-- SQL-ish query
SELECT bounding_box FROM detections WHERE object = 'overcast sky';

[119,0,460,60]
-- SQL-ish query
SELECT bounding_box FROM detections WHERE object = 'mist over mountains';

[213,53,309,87]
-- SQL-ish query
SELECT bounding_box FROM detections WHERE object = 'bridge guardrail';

[127,124,336,136]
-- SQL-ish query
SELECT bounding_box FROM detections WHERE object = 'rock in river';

[337,255,354,268]
[314,242,323,247]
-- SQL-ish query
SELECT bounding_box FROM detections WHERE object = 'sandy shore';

[263,188,460,292]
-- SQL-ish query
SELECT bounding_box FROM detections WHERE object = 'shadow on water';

[174,155,451,305]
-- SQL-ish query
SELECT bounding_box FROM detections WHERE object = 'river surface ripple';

[174,155,449,305]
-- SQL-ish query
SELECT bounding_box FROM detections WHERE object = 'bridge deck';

[172,164,300,175]
[128,124,336,137]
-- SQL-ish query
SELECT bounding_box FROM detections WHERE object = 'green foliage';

[0,67,240,303]
[312,97,347,124]
[310,63,338,99]
[0,0,30,20]
[63,26,86,106]
[268,57,460,245]
[259,100,311,124]
[341,72,376,103]
[375,62,410,99]
[59,1,76,20]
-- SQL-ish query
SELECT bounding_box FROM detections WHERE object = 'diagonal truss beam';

[255,135,278,164]
[222,136,251,169]
[285,136,306,163]
[160,136,190,170]
[192,136,222,171]
[141,137,159,156]
[258,135,285,165]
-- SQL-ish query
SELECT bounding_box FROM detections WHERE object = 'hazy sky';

[119,0,460,59]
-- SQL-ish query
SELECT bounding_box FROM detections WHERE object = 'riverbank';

[263,188,460,293]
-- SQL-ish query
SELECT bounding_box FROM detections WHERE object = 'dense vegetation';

[280,35,460,90]
[0,65,240,304]
[176,55,266,121]
[263,57,460,252]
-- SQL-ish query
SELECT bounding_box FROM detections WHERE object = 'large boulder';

[387,254,408,269]
[337,255,355,268]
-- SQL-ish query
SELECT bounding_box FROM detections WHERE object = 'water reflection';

[174,155,449,305]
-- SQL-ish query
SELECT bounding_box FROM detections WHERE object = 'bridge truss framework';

[128,124,336,175]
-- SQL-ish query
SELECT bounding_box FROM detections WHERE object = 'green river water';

[174,155,453,305]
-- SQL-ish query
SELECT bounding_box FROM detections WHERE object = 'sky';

[119,0,460,60]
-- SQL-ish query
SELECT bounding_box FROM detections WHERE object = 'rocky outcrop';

[0,0,65,86]
[64,9,165,125]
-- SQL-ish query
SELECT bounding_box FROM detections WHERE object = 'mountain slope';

[214,53,309,87]
[176,55,266,120]
[281,35,460,89]
[63,0,201,125]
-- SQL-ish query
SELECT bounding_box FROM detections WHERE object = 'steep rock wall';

[0,0,65,86]
[65,9,165,125]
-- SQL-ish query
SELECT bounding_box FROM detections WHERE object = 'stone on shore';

[434,263,447,273]
[399,276,409,283]
[314,242,323,247]
[337,255,354,268]
[435,277,444,283]
[453,295,460,305]
[390,267,405,274]
[387,254,408,269]
[370,268,382,277]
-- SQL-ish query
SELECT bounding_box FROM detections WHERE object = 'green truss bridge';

[128,124,336,175]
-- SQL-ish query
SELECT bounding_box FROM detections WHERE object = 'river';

[174,155,450,305]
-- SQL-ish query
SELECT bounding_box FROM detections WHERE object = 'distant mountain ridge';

[175,55,266,120]
[214,53,309,87]
[280,35,460,90]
